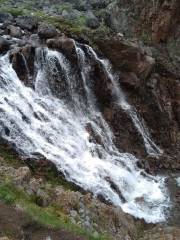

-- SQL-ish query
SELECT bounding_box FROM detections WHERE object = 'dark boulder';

[86,12,100,29]
[0,36,11,54]
[46,37,76,60]
[10,45,35,86]
[0,12,13,23]
[16,16,38,31]
[38,23,58,40]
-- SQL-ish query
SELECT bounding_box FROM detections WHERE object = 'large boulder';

[86,11,100,29]
[95,37,155,79]
[38,23,58,39]
[7,25,23,38]
[46,37,75,55]
[0,36,10,53]
[10,45,35,86]
[0,12,13,23]
[106,1,131,34]
[15,16,38,31]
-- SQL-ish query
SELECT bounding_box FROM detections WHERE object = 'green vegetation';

[0,6,25,17]
[0,182,111,240]
[0,3,111,40]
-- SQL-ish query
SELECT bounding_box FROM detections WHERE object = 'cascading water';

[0,44,169,223]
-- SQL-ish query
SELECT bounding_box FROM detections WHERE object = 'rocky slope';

[0,0,180,239]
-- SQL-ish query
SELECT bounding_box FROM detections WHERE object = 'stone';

[46,37,75,57]
[38,23,58,39]
[95,37,155,79]
[152,0,180,43]
[14,166,31,185]
[120,72,140,89]
[29,34,41,47]
[16,16,38,30]
[8,25,23,38]
[10,44,35,85]
[86,11,100,29]
[0,36,10,53]
[139,226,180,240]
[106,2,131,34]
[36,189,50,207]
[0,12,13,23]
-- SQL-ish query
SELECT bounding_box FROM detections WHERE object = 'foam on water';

[0,47,169,223]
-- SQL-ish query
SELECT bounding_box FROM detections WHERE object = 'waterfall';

[85,45,163,156]
[0,45,169,223]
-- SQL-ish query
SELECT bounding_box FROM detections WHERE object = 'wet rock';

[120,72,140,89]
[16,16,38,31]
[47,37,75,57]
[10,45,35,86]
[7,25,23,38]
[0,36,11,53]
[96,37,155,79]
[38,23,58,39]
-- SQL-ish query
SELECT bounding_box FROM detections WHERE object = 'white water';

[0,46,169,223]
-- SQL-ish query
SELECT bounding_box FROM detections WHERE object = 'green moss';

[0,184,16,204]
[0,182,111,240]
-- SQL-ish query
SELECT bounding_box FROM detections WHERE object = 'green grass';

[0,182,111,240]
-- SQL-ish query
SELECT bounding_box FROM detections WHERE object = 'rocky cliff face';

[0,0,180,239]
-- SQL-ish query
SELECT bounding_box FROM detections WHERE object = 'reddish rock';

[152,0,180,43]
[47,37,75,55]
[10,45,35,86]
[95,37,155,79]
